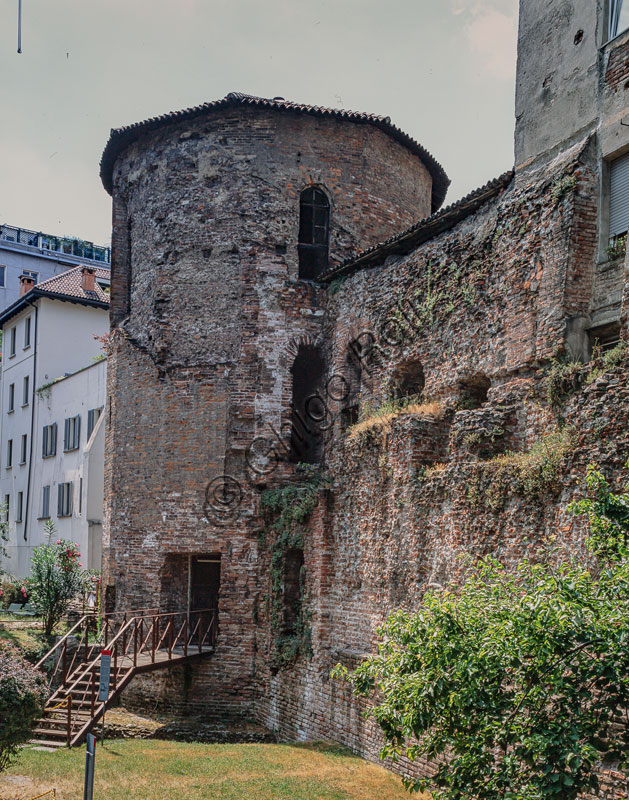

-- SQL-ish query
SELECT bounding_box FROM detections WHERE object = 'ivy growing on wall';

[259,466,331,670]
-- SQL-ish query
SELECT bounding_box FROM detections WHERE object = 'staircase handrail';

[68,609,216,747]
[35,615,91,671]
[60,608,215,700]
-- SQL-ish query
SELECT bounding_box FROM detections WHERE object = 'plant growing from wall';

[27,538,85,635]
[606,233,627,262]
[0,641,45,772]
[550,173,577,204]
[260,466,330,669]
[542,356,583,410]
[334,461,629,800]
[466,426,574,511]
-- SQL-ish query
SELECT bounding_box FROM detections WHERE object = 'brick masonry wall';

[251,139,628,799]
[103,105,436,716]
[104,105,627,797]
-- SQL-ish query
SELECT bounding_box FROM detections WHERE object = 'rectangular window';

[6,439,12,468]
[16,491,23,523]
[64,415,81,451]
[0,266,5,288]
[9,327,15,357]
[610,0,629,38]
[42,423,57,457]
[609,152,629,252]
[79,477,83,515]
[87,407,103,440]
[8,383,14,413]
[22,375,29,406]
[57,482,73,517]
[3,495,8,523]
[20,434,27,464]
[41,485,50,519]
[23,269,38,282]
[24,317,31,348]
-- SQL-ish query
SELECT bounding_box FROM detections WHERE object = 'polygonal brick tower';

[99,93,448,717]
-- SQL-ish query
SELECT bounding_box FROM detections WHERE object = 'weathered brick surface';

[103,102,627,799]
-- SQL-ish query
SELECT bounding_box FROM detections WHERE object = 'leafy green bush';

[0,641,45,771]
[335,462,629,800]
[27,539,84,635]
[0,576,27,609]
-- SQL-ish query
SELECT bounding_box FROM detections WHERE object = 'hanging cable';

[17,0,22,53]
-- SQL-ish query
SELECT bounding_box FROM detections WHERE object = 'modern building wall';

[0,298,108,576]
[0,228,110,312]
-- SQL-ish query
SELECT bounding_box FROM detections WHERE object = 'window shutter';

[52,423,57,455]
[68,482,73,515]
[42,426,48,457]
[75,416,81,448]
[609,152,629,238]
[64,418,70,450]
[57,484,63,516]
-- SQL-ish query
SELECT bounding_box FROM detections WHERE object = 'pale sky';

[0,0,518,246]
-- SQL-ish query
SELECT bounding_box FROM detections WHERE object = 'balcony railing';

[0,224,111,264]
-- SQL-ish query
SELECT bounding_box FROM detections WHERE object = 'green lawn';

[1,740,423,800]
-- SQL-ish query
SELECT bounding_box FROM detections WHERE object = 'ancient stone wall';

[103,104,436,716]
[251,139,628,799]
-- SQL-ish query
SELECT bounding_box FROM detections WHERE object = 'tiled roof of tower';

[99,92,450,212]
[36,266,111,303]
[320,170,515,282]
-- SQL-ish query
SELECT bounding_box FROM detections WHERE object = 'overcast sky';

[0,0,518,245]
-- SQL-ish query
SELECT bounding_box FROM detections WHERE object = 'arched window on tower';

[298,187,330,280]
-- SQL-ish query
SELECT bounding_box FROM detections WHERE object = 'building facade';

[0,223,110,312]
[100,2,628,796]
[0,267,109,577]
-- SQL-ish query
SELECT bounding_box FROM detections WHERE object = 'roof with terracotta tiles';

[35,265,111,304]
[99,92,450,212]
[320,170,515,282]
[0,266,110,327]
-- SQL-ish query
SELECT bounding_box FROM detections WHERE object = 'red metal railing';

[37,608,216,747]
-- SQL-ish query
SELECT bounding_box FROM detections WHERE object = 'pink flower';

[21,586,27,595]
[78,562,82,567]
[56,540,61,545]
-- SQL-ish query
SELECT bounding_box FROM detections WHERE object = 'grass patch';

[0,740,421,800]
[0,618,50,663]
[347,399,444,445]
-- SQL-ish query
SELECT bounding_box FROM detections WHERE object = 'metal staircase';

[32,609,216,748]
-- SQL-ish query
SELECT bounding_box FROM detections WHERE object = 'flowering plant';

[27,538,84,635]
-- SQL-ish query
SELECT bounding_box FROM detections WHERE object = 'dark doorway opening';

[190,555,221,614]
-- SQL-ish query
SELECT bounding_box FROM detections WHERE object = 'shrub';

[0,641,45,771]
[27,539,85,635]
[335,461,629,800]
[0,576,28,609]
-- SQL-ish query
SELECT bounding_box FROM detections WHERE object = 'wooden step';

[28,739,67,748]
[32,728,68,737]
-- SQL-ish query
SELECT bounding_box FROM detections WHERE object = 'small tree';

[335,463,629,800]
[0,642,45,772]
[28,539,84,635]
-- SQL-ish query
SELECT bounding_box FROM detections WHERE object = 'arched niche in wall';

[391,360,425,402]
[457,374,491,410]
[290,344,326,463]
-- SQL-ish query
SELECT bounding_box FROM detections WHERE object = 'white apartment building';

[0,266,110,577]
[0,223,110,312]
